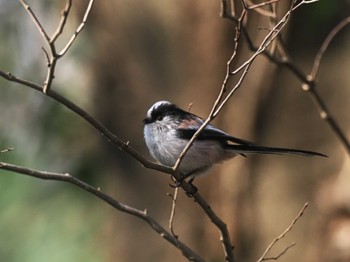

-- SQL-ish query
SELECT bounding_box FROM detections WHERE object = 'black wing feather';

[176,128,254,146]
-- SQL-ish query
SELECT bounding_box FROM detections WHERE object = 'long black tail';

[225,144,327,157]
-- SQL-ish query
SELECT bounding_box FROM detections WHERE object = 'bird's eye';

[157,115,163,121]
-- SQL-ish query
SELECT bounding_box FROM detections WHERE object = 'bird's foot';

[169,175,198,197]
[185,178,198,197]
[169,174,185,188]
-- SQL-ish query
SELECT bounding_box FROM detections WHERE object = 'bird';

[143,100,326,180]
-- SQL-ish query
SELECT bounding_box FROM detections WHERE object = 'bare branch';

[0,161,205,262]
[19,0,94,93]
[261,242,296,261]
[0,148,14,154]
[302,17,350,155]
[310,17,350,78]
[244,0,279,17]
[58,0,94,57]
[257,203,309,262]
[20,0,50,42]
[168,187,179,239]
[301,80,350,155]
[51,0,72,43]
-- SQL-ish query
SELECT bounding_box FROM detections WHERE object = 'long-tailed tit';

[143,101,326,179]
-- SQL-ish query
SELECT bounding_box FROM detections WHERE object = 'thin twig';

[257,203,309,262]
[0,148,14,154]
[303,17,350,155]
[301,81,350,155]
[310,17,350,78]
[0,161,205,262]
[59,0,94,56]
[168,187,179,239]
[261,242,296,261]
[51,0,72,43]
[20,0,50,42]
[20,0,94,93]
[243,0,279,17]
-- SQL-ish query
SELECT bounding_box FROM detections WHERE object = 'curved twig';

[257,203,308,262]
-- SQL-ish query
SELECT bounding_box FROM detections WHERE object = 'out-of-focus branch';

[304,17,350,155]
[310,17,350,78]
[20,0,50,41]
[0,161,205,262]
[59,0,94,56]
[168,187,179,239]
[20,0,94,93]
[257,203,309,262]
[243,0,279,17]
[0,148,14,154]
[261,242,295,261]
[223,0,349,154]
[278,17,350,155]
[51,0,72,42]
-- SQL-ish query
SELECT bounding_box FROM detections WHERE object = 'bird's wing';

[176,125,254,146]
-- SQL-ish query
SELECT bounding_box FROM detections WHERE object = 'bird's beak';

[143,117,151,124]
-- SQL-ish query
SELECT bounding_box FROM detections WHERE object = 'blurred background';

[0,0,349,261]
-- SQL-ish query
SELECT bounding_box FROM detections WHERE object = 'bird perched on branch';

[143,101,326,180]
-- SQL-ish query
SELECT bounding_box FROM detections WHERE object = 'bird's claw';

[168,175,198,197]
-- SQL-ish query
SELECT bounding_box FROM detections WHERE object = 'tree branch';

[305,17,350,154]
[51,0,72,43]
[59,0,94,57]
[0,161,205,262]
[261,242,296,261]
[20,0,94,93]
[257,203,309,262]
[168,187,179,239]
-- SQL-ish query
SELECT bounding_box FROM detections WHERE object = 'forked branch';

[20,0,94,93]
